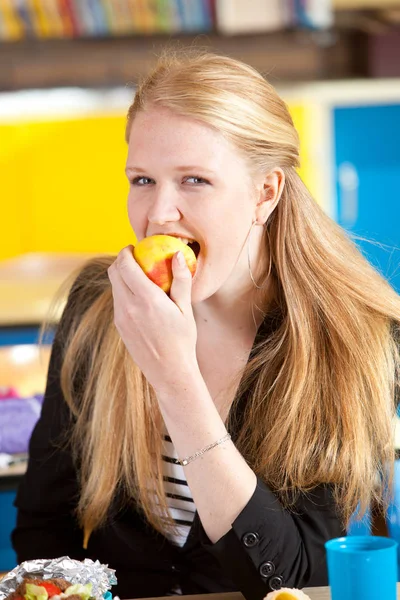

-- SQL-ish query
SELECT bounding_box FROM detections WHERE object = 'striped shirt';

[160,434,196,547]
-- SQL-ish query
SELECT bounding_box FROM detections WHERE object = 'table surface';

[134,585,400,600]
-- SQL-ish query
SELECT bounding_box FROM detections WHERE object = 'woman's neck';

[193,283,272,336]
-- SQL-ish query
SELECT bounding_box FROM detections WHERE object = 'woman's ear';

[254,167,285,224]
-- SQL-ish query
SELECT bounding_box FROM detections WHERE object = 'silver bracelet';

[177,433,232,466]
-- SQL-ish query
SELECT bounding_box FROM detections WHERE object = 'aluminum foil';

[0,557,117,600]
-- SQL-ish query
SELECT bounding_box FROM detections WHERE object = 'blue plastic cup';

[325,536,398,600]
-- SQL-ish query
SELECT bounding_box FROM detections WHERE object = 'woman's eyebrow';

[125,165,145,174]
[174,165,215,174]
[125,165,216,175]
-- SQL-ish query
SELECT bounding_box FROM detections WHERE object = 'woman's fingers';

[109,245,163,300]
[109,246,193,318]
[169,251,193,313]
[107,257,133,299]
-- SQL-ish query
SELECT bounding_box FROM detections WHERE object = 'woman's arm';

[107,248,344,596]
[156,368,257,543]
[157,373,344,598]
[108,248,258,542]
[196,479,343,598]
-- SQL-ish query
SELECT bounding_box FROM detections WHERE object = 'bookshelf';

[0,30,366,91]
[0,1,399,90]
[0,0,375,90]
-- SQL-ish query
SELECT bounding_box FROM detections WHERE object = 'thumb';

[169,251,193,312]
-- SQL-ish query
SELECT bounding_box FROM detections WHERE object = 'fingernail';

[176,251,186,267]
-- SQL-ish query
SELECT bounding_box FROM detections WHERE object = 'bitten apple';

[133,235,197,293]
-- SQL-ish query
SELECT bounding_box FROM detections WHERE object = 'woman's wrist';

[153,357,205,401]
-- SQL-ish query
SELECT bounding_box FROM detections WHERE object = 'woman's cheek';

[127,200,145,234]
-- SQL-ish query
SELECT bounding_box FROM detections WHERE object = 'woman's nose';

[147,186,181,225]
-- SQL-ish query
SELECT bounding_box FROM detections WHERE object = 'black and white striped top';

[158,434,196,547]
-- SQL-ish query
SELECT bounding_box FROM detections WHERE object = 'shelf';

[0,459,27,480]
[0,253,95,326]
[334,0,400,9]
[0,457,27,492]
[0,30,366,91]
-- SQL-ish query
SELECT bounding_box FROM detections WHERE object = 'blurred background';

[1,0,400,573]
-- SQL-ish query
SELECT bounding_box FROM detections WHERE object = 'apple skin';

[133,234,197,293]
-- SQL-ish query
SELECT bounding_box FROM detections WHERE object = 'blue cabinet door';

[334,104,400,292]
[0,490,18,571]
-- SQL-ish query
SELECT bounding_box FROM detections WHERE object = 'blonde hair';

[57,50,400,540]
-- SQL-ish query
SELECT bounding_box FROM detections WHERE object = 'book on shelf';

[155,0,171,33]
[57,0,80,37]
[27,0,52,37]
[87,0,109,35]
[292,0,333,29]
[0,0,25,40]
[70,0,93,35]
[132,0,158,33]
[13,0,37,37]
[176,0,213,32]
[43,0,66,38]
[215,0,290,34]
[0,0,218,41]
[105,0,135,36]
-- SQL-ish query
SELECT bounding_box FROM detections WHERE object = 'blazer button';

[242,532,260,548]
[259,561,275,578]
[269,575,284,590]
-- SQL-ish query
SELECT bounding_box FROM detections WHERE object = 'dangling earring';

[247,220,272,290]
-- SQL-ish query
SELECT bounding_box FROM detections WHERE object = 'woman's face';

[126,106,266,304]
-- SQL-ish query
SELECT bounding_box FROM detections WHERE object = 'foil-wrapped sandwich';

[0,558,117,600]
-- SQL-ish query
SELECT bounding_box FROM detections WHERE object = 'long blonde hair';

[57,50,400,541]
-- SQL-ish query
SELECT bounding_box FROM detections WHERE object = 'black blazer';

[12,277,345,600]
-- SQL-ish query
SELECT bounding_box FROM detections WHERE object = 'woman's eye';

[184,176,210,185]
[131,176,154,186]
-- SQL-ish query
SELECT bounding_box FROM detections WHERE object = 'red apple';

[133,235,197,293]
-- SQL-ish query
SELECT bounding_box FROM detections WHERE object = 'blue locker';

[334,104,400,292]
[0,490,18,571]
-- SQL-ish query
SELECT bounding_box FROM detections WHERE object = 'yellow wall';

[0,125,28,258]
[0,104,319,260]
[289,104,320,204]
[0,113,134,260]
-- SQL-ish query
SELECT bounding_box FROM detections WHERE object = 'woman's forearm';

[155,364,257,544]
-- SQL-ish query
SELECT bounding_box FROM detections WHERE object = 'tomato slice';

[38,583,62,598]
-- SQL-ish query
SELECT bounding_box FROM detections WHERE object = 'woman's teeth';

[168,235,200,258]
[176,237,191,245]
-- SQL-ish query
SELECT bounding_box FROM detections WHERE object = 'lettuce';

[24,584,48,600]
[63,584,93,600]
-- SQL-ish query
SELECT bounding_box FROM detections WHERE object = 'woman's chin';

[190,275,224,305]
[190,283,206,305]
[190,277,213,305]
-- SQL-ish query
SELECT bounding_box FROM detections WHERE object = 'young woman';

[13,51,400,600]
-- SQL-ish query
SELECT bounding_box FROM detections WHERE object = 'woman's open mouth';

[188,240,201,258]
[170,236,201,283]
[172,236,201,259]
